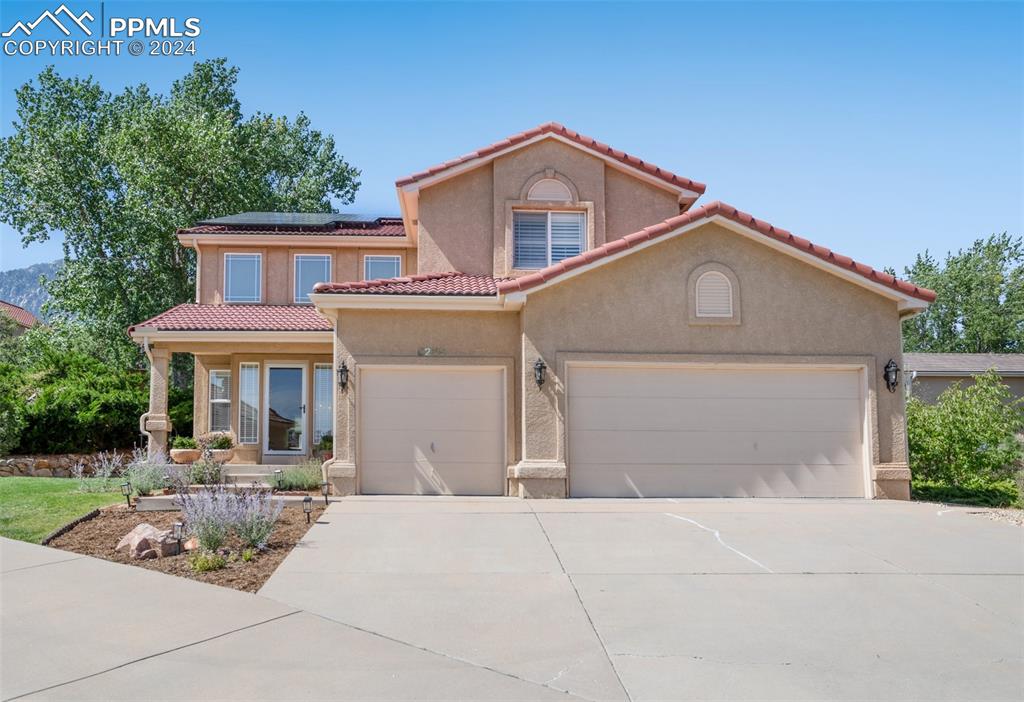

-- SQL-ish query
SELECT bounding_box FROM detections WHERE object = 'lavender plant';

[75,451,126,492]
[124,448,170,496]
[175,486,243,552]
[234,490,284,550]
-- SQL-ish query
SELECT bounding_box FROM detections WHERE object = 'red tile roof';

[129,304,332,333]
[396,122,707,195]
[0,300,39,329]
[496,201,937,303]
[314,272,503,296]
[178,219,405,237]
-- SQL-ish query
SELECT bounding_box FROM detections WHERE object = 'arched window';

[527,178,573,202]
[695,271,733,317]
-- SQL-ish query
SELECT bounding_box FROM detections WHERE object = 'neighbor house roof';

[128,304,332,333]
[904,353,1024,376]
[314,272,503,296]
[177,215,405,238]
[494,201,937,304]
[0,300,39,329]
[395,122,707,196]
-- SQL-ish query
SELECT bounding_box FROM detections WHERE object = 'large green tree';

[0,59,360,364]
[901,233,1023,353]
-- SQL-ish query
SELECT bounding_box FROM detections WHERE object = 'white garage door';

[359,367,505,495]
[568,365,867,498]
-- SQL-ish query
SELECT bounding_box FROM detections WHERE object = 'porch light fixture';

[120,482,131,507]
[533,358,547,388]
[172,522,184,555]
[320,481,330,506]
[337,361,349,390]
[303,495,313,524]
[883,359,900,393]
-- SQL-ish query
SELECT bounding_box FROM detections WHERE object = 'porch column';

[144,347,172,459]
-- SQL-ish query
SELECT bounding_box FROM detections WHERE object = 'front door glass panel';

[268,367,304,452]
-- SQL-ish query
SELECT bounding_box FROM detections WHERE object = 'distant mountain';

[0,260,61,318]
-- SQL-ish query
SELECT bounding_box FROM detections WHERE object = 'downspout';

[139,335,153,447]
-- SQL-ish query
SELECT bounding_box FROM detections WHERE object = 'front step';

[137,493,330,512]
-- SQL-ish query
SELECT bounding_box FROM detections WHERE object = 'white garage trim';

[563,360,874,498]
[355,364,509,495]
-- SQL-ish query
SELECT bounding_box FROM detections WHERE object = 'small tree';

[907,370,1023,487]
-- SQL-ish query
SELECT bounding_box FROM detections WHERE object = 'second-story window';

[224,253,261,303]
[364,255,401,280]
[295,254,332,303]
[513,211,585,269]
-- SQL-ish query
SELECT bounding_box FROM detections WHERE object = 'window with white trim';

[224,253,261,303]
[695,271,733,317]
[313,363,332,444]
[364,255,401,280]
[209,369,232,433]
[513,211,585,269]
[238,363,259,444]
[294,254,331,303]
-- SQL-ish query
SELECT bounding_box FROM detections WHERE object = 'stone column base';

[873,463,911,500]
[508,461,567,499]
[325,460,356,496]
[143,413,171,458]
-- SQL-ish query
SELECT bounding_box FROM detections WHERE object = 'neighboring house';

[0,300,39,335]
[905,353,1024,403]
[129,122,936,500]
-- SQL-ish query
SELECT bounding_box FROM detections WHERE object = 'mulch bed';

[49,503,325,592]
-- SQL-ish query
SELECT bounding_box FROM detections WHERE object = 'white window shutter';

[238,363,259,444]
[513,212,548,268]
[696,272,733,317]
[549,212,584,263]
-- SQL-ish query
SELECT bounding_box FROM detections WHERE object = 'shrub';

[234,491,284,549]
[124,448,169,496]
[241,548,255,562]
[188,457,222,485]
[189,551,226,573]
[200,432,234,450]
[176,486,241,552]
[0,363,27,455]
[172,435,198,449]
[911,478,1021,508]
[276,459,323,491]
[168,385,194,439]
[907,370,1024,488]
[74,451,126,493]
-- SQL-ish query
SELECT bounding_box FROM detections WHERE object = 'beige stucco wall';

[910,375,1024,404]
[195,244,415,304]
[415,138,686,278]
[519,221,908,495]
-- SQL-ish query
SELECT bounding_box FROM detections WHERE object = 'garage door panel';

[362,398,501,431]
[361,460,503,496]
[569,397,861,433]
[361,428,504,463]
[361,369,503,400]
[569,463,865,498]
[570,366,860,400]
[571,429,862,465]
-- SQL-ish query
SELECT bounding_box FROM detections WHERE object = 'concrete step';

[137,493,332,512]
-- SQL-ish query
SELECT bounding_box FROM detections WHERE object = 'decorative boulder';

[116,523,179,558]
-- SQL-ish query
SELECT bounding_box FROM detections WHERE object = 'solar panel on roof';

[196,212,343,227]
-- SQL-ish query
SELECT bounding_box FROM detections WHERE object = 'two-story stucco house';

[129,122,936,500]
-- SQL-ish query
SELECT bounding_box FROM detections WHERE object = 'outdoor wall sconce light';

[303,495,313,524]
[273,469,283,490]
[320,481,330,507]
[120,481,131,507]
[883,359,900,393]
[172,521,183,555]
[533,358,547,387]
[337,361,349,390]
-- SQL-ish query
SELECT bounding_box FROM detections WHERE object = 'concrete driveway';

[2,499,1022,701]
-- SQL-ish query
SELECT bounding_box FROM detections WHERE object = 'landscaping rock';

[183,537,199,552]
[32,468,53,477]
[115,523,178,559]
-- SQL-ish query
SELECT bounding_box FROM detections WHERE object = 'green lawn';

[0,477,123,543]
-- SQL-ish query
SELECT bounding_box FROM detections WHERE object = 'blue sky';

[1,0,1021,274]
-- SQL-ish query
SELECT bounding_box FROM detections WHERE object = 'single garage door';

[568,365,867,498]
[359,367,505,495]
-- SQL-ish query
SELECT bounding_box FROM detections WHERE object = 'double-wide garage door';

[568,365,867,498]
[359,367,505,495]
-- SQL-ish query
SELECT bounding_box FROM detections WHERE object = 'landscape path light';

[172,521,184,555]
[321,481,330,507]
[120,482,132,508]
[303,495,313,524]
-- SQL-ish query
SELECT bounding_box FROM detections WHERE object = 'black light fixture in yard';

[303,495,313,524]
[274,469,283,490]
[533,358,547,387]
[337,361,349,390]
[883,359,901,393]
[120,482,132,508]
[320,481,330,507]
[173,522,184,555]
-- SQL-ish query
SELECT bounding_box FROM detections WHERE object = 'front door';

[264,363,307,455]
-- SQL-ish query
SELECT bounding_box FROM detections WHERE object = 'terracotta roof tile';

[396,122,707,195]
[314,272,503,296]
[0,300,39,329]
[129,304,332,333]
[495,201,937,303]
